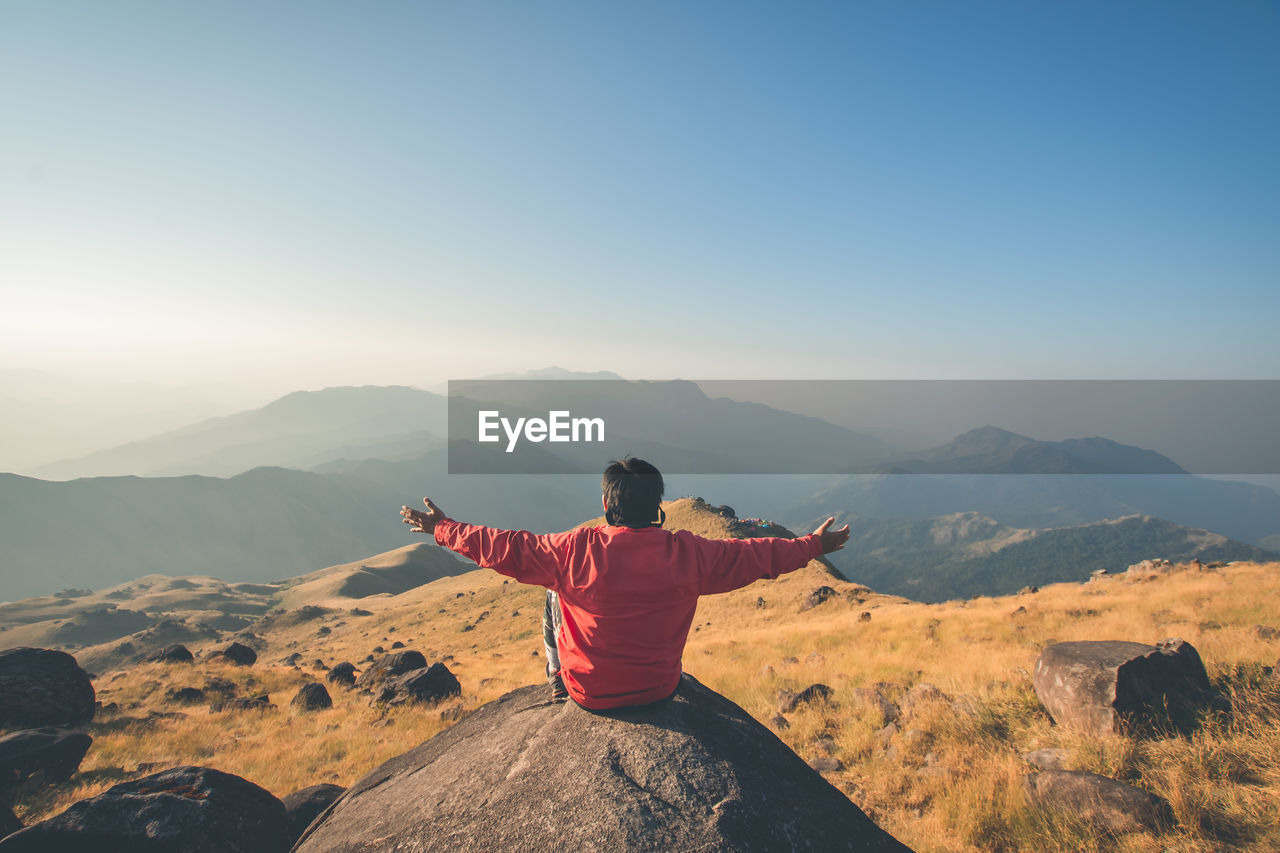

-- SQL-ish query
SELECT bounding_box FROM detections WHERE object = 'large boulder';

[294,676,910,852]
[1023,770,1174,835]
[1033,639,1222,735]
[325,663,357,688]
[0,728,92,786]
[354,651,426,691]
[0,648,96,729]
[0,765,290,852]
[373,663,460,707]
[142,645,194,665]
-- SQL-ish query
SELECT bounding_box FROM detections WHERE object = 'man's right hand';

[401,498,447,535]
[813,516,850,554]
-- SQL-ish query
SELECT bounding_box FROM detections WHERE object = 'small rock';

[778,684,833,714]
[805,653,826,666]
[212,642,258,667]
[164,686,206,705]
[1253,625,1278,640]
[808,756,844,772]
[858,612,872,623]
[800,587,838,612]
[291,683,333,712]
[142,644,194,664]
[1023,769,1173,835]
[755,597,766,609]
[1023,748,1069,770]
[211,694,275,713]
[769,714,790,730]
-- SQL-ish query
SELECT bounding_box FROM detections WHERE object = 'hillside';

[2,498,1278,851]
[812,512,1277,602]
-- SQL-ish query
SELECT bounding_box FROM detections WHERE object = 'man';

[401,457,849,710]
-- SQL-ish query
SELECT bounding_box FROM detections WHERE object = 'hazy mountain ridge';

[854,425,1188,475]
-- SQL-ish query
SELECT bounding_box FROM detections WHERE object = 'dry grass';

[5,501,1278,852]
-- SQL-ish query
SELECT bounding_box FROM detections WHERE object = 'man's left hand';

[401,498,447,535]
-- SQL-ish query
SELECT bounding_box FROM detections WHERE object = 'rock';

[374,664,461,707]
[354,651,427,691]
[0,765,290,852]
[326,663,358,687]
[900,683,948,719]
[142,644,194,664]
[0,648,96,729]
[859,611,872,622]
[1023,769,1173,835]
[756,596,766,609]
[801,586,838,611]
[291,683,333,712]
[1253,625,1277,640]
[164,686,206,705]
[282,784,346,844]
[778,683,833,714]
[1125,558,1174,576]
[391,641,405,649]
[808,756,844,773]
[293,676,910,852]
[211,694,275,713]
[875,722,898,750]
[202,677,235,697]
[851,687,899,723]
[1022,748,1069,770]
[0,728,93,786]
[806,652,826,666]
[212,642,257,666]
[769,714,790,730]
[1033,639,1225,735]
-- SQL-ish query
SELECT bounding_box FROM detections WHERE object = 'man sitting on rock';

[401,457,849,710]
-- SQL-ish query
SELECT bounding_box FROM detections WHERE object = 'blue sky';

[2,1,1277,398]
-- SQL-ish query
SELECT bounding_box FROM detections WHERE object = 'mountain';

[32,386,448,480]
[853,426,1187,475]
[808,511,1276,602]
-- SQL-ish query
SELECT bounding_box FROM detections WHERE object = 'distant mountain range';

[5,380,1280,603]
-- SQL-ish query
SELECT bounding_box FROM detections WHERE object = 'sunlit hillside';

[5,499,1278,852]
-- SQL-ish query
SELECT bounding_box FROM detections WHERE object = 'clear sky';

[2,1,1278,400]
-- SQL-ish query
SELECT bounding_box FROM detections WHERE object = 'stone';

[326,663,357,687]
[0,648,96,729]
[778,683,833,714]
[212,642,257,666]
[1033,639,1225,735]
[900,683,949,719]
[851,687,899,723]
[859,611,872,622]
[293,677,910,852]
[769,714,790,730]
[808,756,844,773]
[142,644,194,664]
[1022,748,1069,771]
[282,783,345,844]
[0,765,290,852]
[373,664,461,707]
[354,651,427,691]
[291,683,333,712]
[801,586,838,611]
[1023,769,1173,835]
[0,728,93,786]
[210,694,275,713]
[1253,625,1277,640]
[164,686,206,705]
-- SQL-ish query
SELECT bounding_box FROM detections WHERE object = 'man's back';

[433,519,823,709]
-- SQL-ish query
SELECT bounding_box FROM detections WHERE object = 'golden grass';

[5,502,1278,852]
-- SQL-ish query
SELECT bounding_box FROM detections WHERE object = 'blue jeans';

[542,589,562,681]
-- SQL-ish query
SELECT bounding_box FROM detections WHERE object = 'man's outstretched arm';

[401,498,567,588]
[692,516,850,595]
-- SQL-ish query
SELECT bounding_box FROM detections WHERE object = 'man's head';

[601,457,664,527]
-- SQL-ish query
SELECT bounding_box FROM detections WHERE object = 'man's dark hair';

[602,457,665,528]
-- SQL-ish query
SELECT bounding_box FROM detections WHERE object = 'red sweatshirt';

[433,519,824,709]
